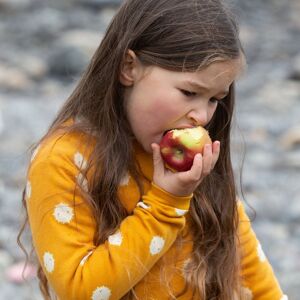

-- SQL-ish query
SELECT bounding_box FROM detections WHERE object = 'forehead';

[196,58,244,80]
[138,56,245,89]
[184,58,245,88]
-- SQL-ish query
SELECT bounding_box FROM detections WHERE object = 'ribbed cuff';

[146,183,193,210]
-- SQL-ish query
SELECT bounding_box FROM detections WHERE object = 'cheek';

[150,88,183,116]
[148,97,180,123]
[128,84,183,129]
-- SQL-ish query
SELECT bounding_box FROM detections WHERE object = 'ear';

[119,49,141,86]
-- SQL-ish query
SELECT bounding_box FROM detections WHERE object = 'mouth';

[163,129,173,136]
[163,125,196,136]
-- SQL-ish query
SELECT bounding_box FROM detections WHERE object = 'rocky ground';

[0,0,299,299]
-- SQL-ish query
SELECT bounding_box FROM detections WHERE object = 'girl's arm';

[27,133,192,300]
[237,201,287,300]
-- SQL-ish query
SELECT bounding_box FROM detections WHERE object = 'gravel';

[0,0,299,298]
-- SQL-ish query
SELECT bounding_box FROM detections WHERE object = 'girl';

[18,0,287,299]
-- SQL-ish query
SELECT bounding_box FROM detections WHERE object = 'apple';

[159,126,212,172]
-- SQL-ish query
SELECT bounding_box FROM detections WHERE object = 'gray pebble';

[48,45,90,78]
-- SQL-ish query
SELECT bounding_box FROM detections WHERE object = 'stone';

[257,80,300,113]
[56,30,102,58]
[0,108,4,136]
[0,0,33,11]
[48,45,90,78]
[276,151,300,170]
[5,261,37,283]
[75,0,122,9]
[0,250,13,270]
[289,53,300,80]
[10,55,48,80]
[0,66,33,92]
[279,125,300,150]
[97,7,117,27]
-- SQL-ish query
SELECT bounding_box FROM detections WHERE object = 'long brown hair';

[18,0,246,299]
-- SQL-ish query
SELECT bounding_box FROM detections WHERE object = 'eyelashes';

[179,89,222,103]
[179,89,197,97]
[209,98,220,104]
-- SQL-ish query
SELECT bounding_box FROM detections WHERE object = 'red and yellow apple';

[159,126,212,172]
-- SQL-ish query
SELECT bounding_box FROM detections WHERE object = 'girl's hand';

[151,141,220,197]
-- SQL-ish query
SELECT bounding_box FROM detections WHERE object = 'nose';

[186,107,209,127]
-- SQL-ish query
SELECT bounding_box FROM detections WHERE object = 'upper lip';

[178,124,195,129]
[163,125,195,135]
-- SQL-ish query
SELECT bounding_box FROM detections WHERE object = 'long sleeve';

[26,132,192,300]
[238,201,287,300]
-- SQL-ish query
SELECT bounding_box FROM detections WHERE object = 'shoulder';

[29,122,96,171]
[26,121,97,204]
[236,199,257,244]
[26,121,98,198]
[237,200,250,220]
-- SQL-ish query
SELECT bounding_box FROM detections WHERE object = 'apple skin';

[159,126,212,172]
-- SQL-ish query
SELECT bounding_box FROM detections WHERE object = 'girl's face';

[121,52,244,153]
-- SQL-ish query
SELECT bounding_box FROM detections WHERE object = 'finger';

[180,153,203,182]
[211,141,221,169]
[151,143,165,175]
[202,144,213,175]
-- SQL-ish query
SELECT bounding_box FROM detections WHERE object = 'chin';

[133,138,152,154]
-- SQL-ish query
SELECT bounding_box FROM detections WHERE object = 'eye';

[180,89,197,97]
[209,97,220,104]
[210,95,226,104]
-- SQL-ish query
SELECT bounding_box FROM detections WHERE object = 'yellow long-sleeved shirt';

[26,125,287,300]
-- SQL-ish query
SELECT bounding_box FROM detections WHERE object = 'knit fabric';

[26,125,286,300]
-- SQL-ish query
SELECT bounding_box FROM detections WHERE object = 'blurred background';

[0,0,299,299]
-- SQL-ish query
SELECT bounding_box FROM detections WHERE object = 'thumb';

[151,143,165,175]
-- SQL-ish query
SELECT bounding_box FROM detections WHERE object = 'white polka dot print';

[257,243,267,262]
[31,145,40,162]
[76,173,89,192]
[136,201,150,210]
[26,180,31,200]
[175,208,188,216]
[149,236,165,255]
[43,252,55,273]
[91,286,111,300]
[53,203,74,224]
[108,231,123,246]
[120,172,130,186]
[74,152,87,170]
[281,295,288,300]
[79,250,93,266]
[241,286,253,299]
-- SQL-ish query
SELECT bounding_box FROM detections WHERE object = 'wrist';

[150,183,193,206]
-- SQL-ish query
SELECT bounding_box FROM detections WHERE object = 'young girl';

[18,0,287,299]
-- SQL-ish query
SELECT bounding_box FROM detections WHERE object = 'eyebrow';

[183,80,229,97]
